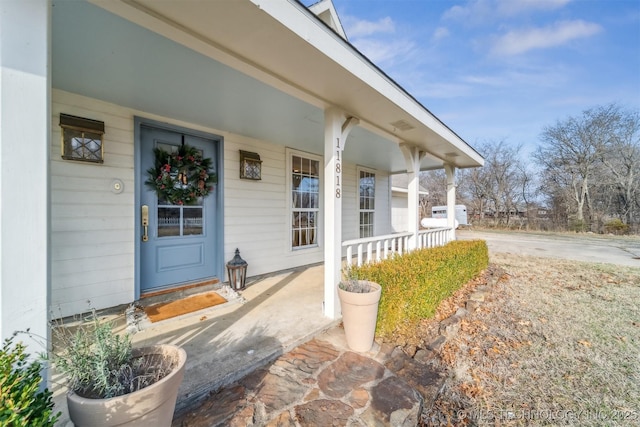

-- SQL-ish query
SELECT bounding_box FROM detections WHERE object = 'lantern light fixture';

[226,248,248,290]
[239,150,262,180]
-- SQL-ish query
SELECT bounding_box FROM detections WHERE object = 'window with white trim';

[359,169,375,238]
[291,153,320,248]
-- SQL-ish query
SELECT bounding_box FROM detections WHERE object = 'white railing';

[417,227,451,249]
[342,227,452,267]
[342,232,411,267]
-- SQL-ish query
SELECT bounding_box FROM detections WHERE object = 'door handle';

[141,205,149,242]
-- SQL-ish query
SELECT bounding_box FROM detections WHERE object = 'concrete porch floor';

[53,264,338,425]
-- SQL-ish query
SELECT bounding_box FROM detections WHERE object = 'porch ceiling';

[53,0,483,172]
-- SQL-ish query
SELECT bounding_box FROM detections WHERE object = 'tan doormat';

[144,291,227,323]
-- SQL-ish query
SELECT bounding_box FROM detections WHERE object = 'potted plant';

[49,311,187,427]
[338,269,382,352]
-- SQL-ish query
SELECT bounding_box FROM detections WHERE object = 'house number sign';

[335,137,342,198]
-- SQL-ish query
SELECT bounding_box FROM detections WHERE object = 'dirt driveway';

[458,229,640,268]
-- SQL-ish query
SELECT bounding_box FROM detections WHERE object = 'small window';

[359,169,375,238]
[60,114,104,163]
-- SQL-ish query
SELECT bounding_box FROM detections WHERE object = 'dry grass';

[425,253,640,426]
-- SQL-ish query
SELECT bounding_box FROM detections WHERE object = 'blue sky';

[305,0,640,154]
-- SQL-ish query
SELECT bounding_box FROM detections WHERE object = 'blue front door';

[140,125,219,293]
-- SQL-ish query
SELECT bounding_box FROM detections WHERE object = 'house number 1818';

[335,137,341,198]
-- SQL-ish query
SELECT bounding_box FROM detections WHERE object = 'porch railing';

[417,227,450,249]
[342,227,452,267]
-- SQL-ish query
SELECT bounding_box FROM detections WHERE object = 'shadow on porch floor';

[53,264,337,426]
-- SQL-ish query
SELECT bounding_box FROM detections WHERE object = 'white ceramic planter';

[338,280,382,352]
[67,344,187,427]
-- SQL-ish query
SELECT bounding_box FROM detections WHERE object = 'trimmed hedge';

[350,240,488,340]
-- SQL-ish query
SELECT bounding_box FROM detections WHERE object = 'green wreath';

[145,144,217,205]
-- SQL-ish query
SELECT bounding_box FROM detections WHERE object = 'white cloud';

[443,0,572,22]
[462,66,570,88]
[345,16,395,38]
[351,38,416,66]
[432,27,450,41]
[443,0,492,22]
[496,0,572,16]
[411,82,474,99]
[490,20,602,56]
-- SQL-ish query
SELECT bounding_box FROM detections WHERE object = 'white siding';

[341,163,358,241]
[375,170,392,236]
[50,90,395,317]
[51,90,135,317]
[223,142,326,276]
[391,192,408,232]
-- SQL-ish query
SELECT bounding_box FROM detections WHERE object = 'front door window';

[154,142,205,238]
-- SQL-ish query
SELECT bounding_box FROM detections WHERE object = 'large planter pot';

[67,344,187,427]
[338,280,382,352]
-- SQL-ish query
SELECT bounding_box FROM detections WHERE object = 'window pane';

[292,190,302,208]
[183,207,203,236]
[158,207,181,237]
[292,156,302,173]
[307,212,317,245]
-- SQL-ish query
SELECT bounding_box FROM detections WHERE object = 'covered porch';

[1,0,483,390]
[52,264,329,425]
[54,223,454,423]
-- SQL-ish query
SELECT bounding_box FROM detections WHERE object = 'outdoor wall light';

[239,150,262,180]
[60,113,105,163]
[226,248,248,290]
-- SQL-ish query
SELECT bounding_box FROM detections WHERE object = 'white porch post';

[444,163,456,241]
[0,0,51,350]
[400,144,425,250]
[323,108,358,318]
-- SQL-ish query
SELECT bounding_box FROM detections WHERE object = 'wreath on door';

[145,144,217,205]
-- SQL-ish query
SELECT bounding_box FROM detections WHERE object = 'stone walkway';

[172,327,444,426]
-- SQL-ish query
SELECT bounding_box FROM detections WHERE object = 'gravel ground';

[424,252,640,426]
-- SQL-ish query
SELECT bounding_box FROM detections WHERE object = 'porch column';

[323,108,358,318]
[400,144,425,250]
[0,0,51,351]
[444,163,456,241]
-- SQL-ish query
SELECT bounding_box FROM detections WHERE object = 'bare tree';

[535,104,639,232]
[458,140,530,227]
[419,169,447,215]
[535,104,623,230]
[598,108,640,226]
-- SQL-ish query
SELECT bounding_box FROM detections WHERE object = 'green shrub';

[0,334,60,427]
[604,218,629,235]
[350,240,489,341]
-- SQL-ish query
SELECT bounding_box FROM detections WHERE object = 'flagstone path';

[172,328,444,426]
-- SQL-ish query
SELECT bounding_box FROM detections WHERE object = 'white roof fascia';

[252,0,483,166]
[308,0,348,40]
